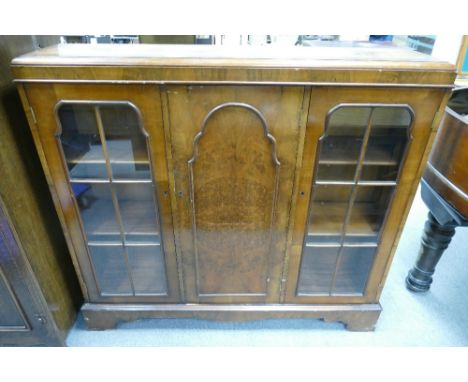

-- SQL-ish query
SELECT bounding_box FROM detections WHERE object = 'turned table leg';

[406,212,456,293]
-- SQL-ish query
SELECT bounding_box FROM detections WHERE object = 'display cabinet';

[12,43,455,331]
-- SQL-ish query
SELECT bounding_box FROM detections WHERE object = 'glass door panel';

[307,184,352,245]
[127,245,167,295]
[89,244,133,295]
[297,246,340,295]
[315,106,371,182]
[333,246,376,295]
[114,182,160,244]
[100,105,152,180]
[347,185,394,243]
[298,105,412,296]
[57,102,168,297]
[58,104,107,180]
[75,182,120,243]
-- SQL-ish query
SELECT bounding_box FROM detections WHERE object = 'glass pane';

[297,246,339,295]
[333,246,376,295]
[71,182,120,243]
[316,107,371,181]
[307,184,352,245]
[89,245,132,295]
[360,165,400,181]
[100,105,151,180]
[58,104,107,180]
[346,186,394,243]
[114,183,160,244]
[127,245,167,295]
[298,104,411,297]
[316,163,355,181]
[57,102,168,298]
[363,108,410,180]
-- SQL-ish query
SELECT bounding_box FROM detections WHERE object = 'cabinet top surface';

[11,43,456,85]
[12,42,453,67]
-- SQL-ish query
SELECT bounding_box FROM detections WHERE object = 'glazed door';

[165,85,308,303]
[285,87,447,303]
[23,84,180,303]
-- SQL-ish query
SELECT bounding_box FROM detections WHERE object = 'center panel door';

[24,83,180,304]
[165,85,306,303]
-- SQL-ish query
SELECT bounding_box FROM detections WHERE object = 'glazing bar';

[70,179,153,184]
[329,107,375,295]
[315,180,397,186]
[94,106,136,296]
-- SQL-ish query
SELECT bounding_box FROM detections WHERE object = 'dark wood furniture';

[12,43,455,331]
[0,36,81,346]
[406,87,468,292]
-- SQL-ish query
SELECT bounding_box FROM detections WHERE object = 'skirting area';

[66,186,468,346]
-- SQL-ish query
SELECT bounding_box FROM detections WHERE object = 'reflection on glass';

[333,246,376,295]
[362,107,410,181]
[347,186,394,243]
[297,246,339,295]
[115,183,160,244]
[57,102,167,297]
[127,245,167,294]
[316,107,370,181]
[308,185,352,245]
[299,105,412,296]
[73,182,120,243]
[89,244,132,295]
[100,105,151,180]
[58,104,107,180]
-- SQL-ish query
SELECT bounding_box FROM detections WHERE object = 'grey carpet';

[66,186,468,346]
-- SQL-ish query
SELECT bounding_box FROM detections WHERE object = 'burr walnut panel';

[189,103,280,296]
[165,85,306,303]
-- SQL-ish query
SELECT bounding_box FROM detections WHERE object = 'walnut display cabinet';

[11,43,455,331]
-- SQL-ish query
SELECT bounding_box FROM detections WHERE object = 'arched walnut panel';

[188,103,281,297]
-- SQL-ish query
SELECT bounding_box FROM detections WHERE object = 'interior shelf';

[71,178,152,184]
[67,140,151,180]
[319,136,401,166]
[66,140,149,165]
[308,201,385,236]
[314,180,397,186]
[306,233,379,245]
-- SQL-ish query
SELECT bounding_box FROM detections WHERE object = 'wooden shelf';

[318,134,408,167]
[320,142,398,166]
[309,201,385,236]
[315,180,397,186]
[71,178,152,184]
[306,233,379,245]
[66,140,149,165]
[67,142,150,179]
